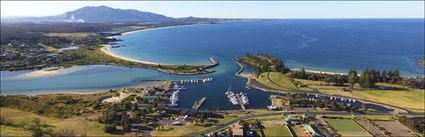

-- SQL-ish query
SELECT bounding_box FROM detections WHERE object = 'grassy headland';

[255,72,298,91]
[295,78,425,111]
[237,53,425,112]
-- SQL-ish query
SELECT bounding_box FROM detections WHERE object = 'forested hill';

[1,6,225,24]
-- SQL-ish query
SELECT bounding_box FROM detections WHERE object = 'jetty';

[233,57,245,76]
[203,58,219,69]
[235,94,246,111]
[192,97,207,110]
[178,78,213,84]
[140,78,213,84]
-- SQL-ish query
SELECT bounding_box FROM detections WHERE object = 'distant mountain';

[63,6,173,23]
[1,6,227,23]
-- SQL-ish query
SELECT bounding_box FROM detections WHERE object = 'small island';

[420,58,425,68]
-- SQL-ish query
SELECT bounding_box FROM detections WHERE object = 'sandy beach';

[101,45,162,65]
[111,24,199,39]
[304,69,346,75]
[18,66,91,79]
[25,68,63,77]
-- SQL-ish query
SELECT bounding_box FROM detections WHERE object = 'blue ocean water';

[1,19,424,110]
[111,19,424,76]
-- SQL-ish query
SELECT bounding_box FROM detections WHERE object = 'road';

[183,110,399,137]
[261,71,424,115]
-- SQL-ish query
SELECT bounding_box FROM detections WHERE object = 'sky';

[1,1,424,18]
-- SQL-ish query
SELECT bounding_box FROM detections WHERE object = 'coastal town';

[1,3,425,137]
[1,52,424,136]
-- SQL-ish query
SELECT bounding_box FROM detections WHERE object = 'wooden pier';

[177,78,213,84]
[235,94,246,111]
[192,97,207,110]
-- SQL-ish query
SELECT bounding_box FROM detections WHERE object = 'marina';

[169,83,185,106]
[225,86,249,110]
[1,20,423,111]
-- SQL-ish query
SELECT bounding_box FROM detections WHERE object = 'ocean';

[1,19,423,110]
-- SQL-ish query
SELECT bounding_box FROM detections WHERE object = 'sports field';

[326,119,371,137]
[263,125,292,137]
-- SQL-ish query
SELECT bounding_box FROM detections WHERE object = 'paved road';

[183,111,398,137]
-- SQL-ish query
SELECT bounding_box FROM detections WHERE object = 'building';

[230,123,244,137]
[284,115,302,125]
[303,124,322,137]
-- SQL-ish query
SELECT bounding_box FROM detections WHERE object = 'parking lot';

[373,121,417,137]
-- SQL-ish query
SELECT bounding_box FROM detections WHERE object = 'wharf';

[192,97,207,110]
[235,94,246,111]
[177,78,213,84]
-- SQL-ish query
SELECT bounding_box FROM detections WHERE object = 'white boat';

[225,86,249,105]
[239,92,249,105]
[169,82,188,106]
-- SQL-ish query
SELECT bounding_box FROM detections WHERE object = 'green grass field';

[326,119,371,137]
[361,115,393,121]
[263,126,292,137]
[0,125,31,136]
[256,72,298,91]
[295,78,425,112]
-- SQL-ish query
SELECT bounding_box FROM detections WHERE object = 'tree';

[359,69,371,88]
[391,69,401,83]
[369,69,377,87]
[381,70,387,82]
[388,70,393,79]
[256,64,262,77]
[121,114,131,131]
[394,69,400,77]
[376,70,381,82]
[30,118,43,137]
[103,124,116,133]
[299,67,306,79]
[348,69,358,88]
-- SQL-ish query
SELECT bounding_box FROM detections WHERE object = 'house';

[284,115,302,125]
[302,113,316,122]
[230,123,244,137]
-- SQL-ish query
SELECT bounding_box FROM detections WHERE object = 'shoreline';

[0,80,168,96]
[112,23,208,39]
[101,44,217,74]
[24,67,64,77]
[232,59,423,113]
[302,69,346,75]
[102,23,214,66]
[101,45,163,65]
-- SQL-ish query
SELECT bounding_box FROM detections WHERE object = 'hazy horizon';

[1,1,424,19]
